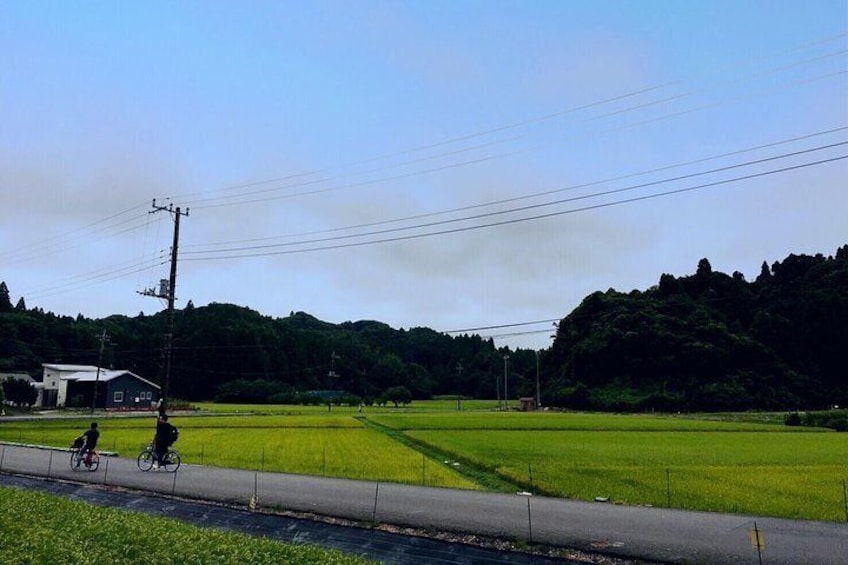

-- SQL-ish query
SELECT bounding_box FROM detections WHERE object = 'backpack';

[169,425,179,444]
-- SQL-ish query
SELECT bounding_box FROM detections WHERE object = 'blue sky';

[2,1,846,350]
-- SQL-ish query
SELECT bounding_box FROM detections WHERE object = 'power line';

[180,60,846,212]
[0,202,152,266]
[446,319,559,334]
[6,36,844,302]
[183,154,846,260]
[182,127,846,251]
[181,142,847,260]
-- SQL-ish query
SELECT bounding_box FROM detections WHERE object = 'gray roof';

[42,364,99,372]
[61,369,161,390]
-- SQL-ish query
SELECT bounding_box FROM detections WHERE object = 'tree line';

[1,244,846,412]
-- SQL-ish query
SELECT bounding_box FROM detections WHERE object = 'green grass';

[366,410,801,431]
[401,429,848,520]
[0,485,373,565]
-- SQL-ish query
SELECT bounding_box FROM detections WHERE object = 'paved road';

[2,443,846,564]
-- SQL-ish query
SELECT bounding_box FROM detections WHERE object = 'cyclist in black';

[153,415,175,468]
[77,422,99,467]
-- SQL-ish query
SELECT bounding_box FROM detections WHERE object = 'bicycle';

[137,443,181,472]
[69,447,100,472]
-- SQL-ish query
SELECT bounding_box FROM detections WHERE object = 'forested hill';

[545,245,848,411]
[0,296,515,403]
[1,244,846,411]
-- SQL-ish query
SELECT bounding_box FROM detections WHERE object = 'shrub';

[784,412,803,426]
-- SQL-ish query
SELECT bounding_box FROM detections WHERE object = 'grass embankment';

[0,486,373,565]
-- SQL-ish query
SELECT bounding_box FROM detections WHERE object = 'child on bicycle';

[76,422,99,467]
[153,415,177,468]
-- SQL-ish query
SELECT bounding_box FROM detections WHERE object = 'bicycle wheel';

[163,450,181,472]
[137,449,154,471]
[69,449,80,471]
[86,453,100,472]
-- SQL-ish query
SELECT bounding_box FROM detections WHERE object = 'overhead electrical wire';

[23,254,169,300]
[0,201,152,266]
[7,37,843,262]
[182,126,847,250]
[7,34,845,308]
[179,50,846,211]
[181,153,846,260]
[181,141,847,260]
[168,32,846,205]
[445,319,560,334]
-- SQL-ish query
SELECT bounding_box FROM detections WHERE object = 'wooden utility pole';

[139,199,189,416]
[90,329,110,413]
[456,362,463,411]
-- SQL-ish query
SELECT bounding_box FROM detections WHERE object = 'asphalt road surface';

[2,443,846,564]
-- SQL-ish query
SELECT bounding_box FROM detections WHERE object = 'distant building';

[519,397,538,411]
[40,363,160,410]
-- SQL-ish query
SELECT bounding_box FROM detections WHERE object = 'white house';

[40,364,99,407]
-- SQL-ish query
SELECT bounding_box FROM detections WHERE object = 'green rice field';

[0,413,477,489]
[1,405,846,521]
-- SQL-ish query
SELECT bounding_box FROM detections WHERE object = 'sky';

[1,1,846,351]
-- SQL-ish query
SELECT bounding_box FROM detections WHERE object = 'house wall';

[105,374,159,410]
[42,367,70,407]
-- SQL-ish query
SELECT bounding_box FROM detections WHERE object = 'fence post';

[102,458,109,485]
[47,451,53,478]
[666,468,672,508]
[0,446,4,471]
[843,479,847,523]
[526,496,533,543]
[371,483,380,526]
[528,463,534,494]
[249,472,259,510]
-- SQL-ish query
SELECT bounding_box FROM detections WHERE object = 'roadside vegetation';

[0,485,374,565]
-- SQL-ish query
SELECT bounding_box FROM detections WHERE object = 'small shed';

[519,397,538,411]
[62,369,160,410]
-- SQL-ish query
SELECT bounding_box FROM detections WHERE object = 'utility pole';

[91,329,110,413]
[456,362,463,411]
[328,351,339,380]
[139,199,189,417]
[496,367,501,410]
[535,350,541,408]
[503,354,509,410]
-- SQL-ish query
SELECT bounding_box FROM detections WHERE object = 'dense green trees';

[1,244,845,412]
[546,245,848,412]
[1,378,38,407]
